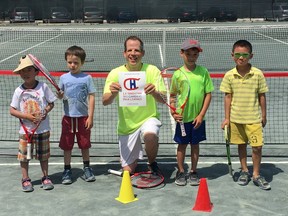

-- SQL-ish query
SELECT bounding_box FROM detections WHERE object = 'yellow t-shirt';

[103,64,164,135]
[220,66,268,124]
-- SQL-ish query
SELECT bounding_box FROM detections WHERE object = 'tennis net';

[0,24,287,144]
[0,24,287,72]
[1,71,287,145]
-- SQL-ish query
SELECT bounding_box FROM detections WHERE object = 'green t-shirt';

[171,65,214,122]
[103,63,164,135]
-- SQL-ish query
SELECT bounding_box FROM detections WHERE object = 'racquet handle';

[56,90,68,101]
[108,169,123,177]
[180,122,186,136]
[61,91,68,101]
[224,125,228,140]
[27,143,31,160]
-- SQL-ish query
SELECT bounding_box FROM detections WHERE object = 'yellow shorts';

[230,122,263,147]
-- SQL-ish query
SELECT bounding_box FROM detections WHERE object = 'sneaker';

[237,171,250,186]
[175,172,187,186]
[81,167,96,182]
[41,176,54,190]
[253,175,271,190]
[22,178,34,192]
[187,172,200,186]
[148,161,162,175]
[62,169,72,185]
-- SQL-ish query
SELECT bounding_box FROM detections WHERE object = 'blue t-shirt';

[59,72,96,117]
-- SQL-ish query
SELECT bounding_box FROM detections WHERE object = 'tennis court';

[1,148,287,216]
[0,22,287,216]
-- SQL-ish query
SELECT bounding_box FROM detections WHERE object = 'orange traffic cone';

[115,170,138,204]
[192,178,213,212]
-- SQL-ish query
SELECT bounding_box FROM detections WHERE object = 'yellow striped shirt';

[220,67,268,124]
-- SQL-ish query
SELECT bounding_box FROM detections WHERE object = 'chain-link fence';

[1,0,287,21]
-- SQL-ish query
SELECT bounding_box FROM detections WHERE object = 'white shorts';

[118,117,162,167]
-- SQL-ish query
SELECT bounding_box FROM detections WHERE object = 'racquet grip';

[58,90,68,101]
[224,125,228,140]
[62,93,68,101]
[180,122,186,136]
[56,90,68,101]
[27,143,31,160]
[108,169,123,177]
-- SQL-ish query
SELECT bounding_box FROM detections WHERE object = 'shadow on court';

[0,142,288,216]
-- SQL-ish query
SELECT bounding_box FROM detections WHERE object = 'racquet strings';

[20,90,43,124]
[131,172,164,188]
[158,67,178,106]
[159,67,190,136]
[28,54,61,91]
[19,90,43,159]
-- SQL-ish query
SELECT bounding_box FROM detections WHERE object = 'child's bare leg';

[81,148,90,162]
[238,144,248,172]
[190,144,199,172]
[40,160,49,177]
[64,150,72,165]
[252,146,262,178]
[20,161,29,179]
[177,144,188,172]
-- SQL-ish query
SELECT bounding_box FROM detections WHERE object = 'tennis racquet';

[19,89,44,160]
[108,169,164,189]
[224,125,233,176]
[158,67,190,136]
[27,54,61,92]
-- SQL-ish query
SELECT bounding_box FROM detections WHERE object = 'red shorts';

[59,116,91,150]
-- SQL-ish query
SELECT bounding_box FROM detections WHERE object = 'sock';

[64,165,71,170]
[83,161,90,168]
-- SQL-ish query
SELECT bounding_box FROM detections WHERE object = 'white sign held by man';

[119,71,146,107]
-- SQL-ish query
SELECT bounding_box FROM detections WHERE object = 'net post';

[162,29,166,68]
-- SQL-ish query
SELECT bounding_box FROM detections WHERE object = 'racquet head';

[158,67,190,136]
[157,67,178,110]
[108,169,165,189]
[27,54,61,91]
[131,171,164,189]
[19,89,45,160]
[158,67,190,115]
[19,89,44,125]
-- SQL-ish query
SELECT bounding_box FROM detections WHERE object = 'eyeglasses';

[234,53,250,58]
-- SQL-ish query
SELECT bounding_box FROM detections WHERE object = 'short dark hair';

[124,36,144,52]
[65,45,86,64]
[232,40,253,53]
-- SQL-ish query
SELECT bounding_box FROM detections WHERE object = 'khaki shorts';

[230,122,263,147]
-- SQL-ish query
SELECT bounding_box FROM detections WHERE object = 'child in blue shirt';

[57,46,96,184]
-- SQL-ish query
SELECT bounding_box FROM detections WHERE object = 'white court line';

[253,31,288,45]
[0,35,30,46]
[0,161,288,166]
[158,43,177,151]
[158,44,164,68]
[0,34,63,64]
